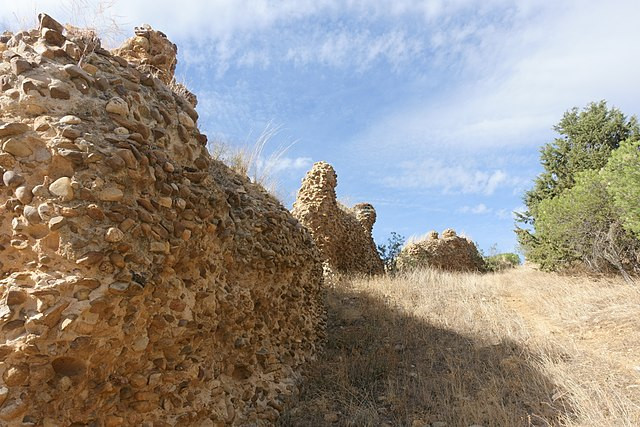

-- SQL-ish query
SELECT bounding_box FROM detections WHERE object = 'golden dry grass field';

[280,266,640,426]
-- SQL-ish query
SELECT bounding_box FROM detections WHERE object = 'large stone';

[49,81,70,99]
[59,115,81,125]
[105,97,129,116]
[3,170,24,187]
[38,13,64,33]
[14,186,33,204]
[42,28,65,46]
[98,187,124,201]
[2,137,33,157]
[48,176,74,200]
[0,122,29,137]
[62,64,93,83]
[10,58,31,75]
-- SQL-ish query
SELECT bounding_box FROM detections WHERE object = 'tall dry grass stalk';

[210,122,296,198]
[280,266,640,426]
[63,0,125,48]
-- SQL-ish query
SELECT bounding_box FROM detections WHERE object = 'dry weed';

[209,122,296,199]
[280,266,640,426]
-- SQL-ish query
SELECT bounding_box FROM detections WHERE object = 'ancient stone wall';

[396,229,486,273]
[292,162,384,275]
[0,15,324,425]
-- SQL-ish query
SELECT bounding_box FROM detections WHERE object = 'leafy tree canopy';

[602,138,640,237]
[521,101,639,223]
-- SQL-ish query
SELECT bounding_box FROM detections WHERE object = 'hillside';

[280,267,640,426]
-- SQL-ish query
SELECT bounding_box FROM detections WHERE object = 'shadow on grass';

[278,282,575,427]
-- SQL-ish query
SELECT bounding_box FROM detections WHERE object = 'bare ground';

[279,266,640,426]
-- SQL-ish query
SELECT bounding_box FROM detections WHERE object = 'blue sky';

[4,0,640,254]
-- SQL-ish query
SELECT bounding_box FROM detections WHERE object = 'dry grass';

[64,0,125,49]
[280,266,640,426]
[210,122,295,199]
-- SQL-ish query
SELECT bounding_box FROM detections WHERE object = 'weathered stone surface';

[38,13,64,34]
[48,177,73,200]
[59,115,81,125]
[105,96,129,116]
[396,228,486,272]
[3,170,24,187]
[293,161,384,275]
[48,81,70,99]
[10,58,31,75]
[41,28,65,46]
[14,186,32,204]
[0,17,324,426]
[113,25,197,106]
[112,25,176,84]
[0,122,29,137]
[2,138,32,157]
[97,187,124,201]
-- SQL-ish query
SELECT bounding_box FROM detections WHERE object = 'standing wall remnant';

[397,229,486,272]
[292,161,384,275]
[0,15,324,425]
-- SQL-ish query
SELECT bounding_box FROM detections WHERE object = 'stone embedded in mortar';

[0,15,324,426]
[48,177,73,200]
[105,96,129,116]
[292,161,384,275]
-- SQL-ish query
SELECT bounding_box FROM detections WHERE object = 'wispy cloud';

[257,156,312,174]
[383,160,512,195]
[458,203,492,215]
[353,0,640,154]
[2,0,520,74]
[285,29,423,71]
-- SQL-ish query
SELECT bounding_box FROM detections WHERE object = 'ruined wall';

[0,15,324,425]
[397,229,486,273]
[292,162,384,275]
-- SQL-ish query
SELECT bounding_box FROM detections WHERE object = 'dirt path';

[502,294,562,338]
[499,269,640,415]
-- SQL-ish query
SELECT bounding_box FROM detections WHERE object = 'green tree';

[526,169,640,276]
[602,138,640,236]
[530,170,612,270]
[518,101,639,225]
[517,102,639,266]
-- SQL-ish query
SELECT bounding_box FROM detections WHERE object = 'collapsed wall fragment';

[292,161,384,275]
[397,229,486,272]
[0,14,324,425]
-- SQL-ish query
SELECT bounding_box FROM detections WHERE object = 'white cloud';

[0,0,516,72]
[495,208,510,219]
[285,29,423,70]
[258,156,312,174]
[459,203,492,214]
[383,160,512,195]
[353,0,640,153]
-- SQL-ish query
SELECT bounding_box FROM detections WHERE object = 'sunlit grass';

[281,266,640,426]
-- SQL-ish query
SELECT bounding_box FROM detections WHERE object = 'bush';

[528,170,640,275]
[377,232,405,274]
[485,253,520,272]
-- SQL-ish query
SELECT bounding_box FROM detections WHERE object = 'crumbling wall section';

[292,161,384,275]
[0,15,324,426]
[397,229,486,272]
